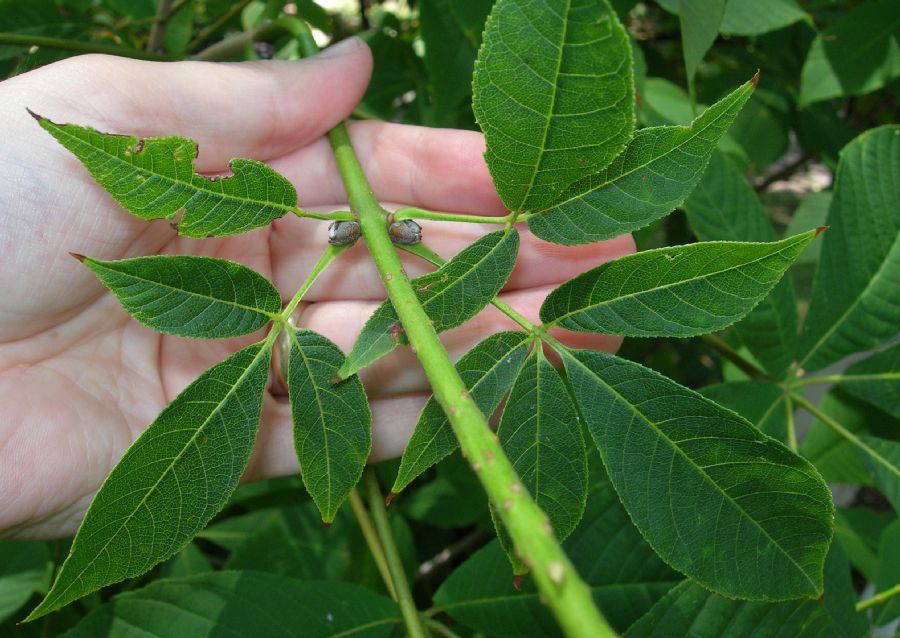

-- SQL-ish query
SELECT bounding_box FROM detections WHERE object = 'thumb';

[20,37,373,171]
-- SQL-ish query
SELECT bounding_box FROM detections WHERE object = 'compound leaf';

[26,343,272,620]
[684,152,799,377]
[495,349,588,571]
[562,348,834,600]
[287,329,372,523]
[473,0,634,213]
[392,331,531,494]
[81,255,281,339]
[797,125,900,371]
[540,231,816,338]
[31,113,297,238]
[59,572,400,638]
[339,230,519,379]
[839,341,900,420]
[527,77,756,244]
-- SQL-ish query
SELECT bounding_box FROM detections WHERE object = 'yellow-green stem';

[856,584,900,612]
[393,206,512,226]
[348,488,398,600]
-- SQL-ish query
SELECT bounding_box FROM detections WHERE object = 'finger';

[246,391,428,481]
[270,217,635,301]
[270,120,506,213]
[292,285,623,397]
[13,39,372,172]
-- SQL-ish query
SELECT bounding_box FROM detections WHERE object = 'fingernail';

[317,37,362,59]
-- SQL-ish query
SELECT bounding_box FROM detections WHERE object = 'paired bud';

[327,220,361,246]
[328,218,423,246]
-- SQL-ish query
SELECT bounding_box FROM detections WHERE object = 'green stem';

[0,33,176,61]
[791,393,897,476]
[393,206,512,226]
[186,0,253,53]
[281,245,345,321]
[364,470,427,638]
[793,372,900,387]
[147,0,174,53]
[700,333,774,382]
[298,26,616,638]
[785,395,797,452]
[347,488,398,600]
[291,208,355,222]
[425,618,463,638]
[856,584,900,612]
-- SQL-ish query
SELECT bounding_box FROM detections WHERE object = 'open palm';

[0,41,633,538]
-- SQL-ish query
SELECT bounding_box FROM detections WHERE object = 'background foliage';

[0,0,897,637]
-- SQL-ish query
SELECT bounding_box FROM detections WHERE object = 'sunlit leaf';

[527,78,756,244]
[473,0,634,212]
[59,572,400,638]
[392,331,531,494]
[287,329,371,523]
[339,230,519,378]
[81,255,281,338]
[562,348,833,600]
[32,113,297,237]
[495,349,588,570]
[797,125,900,371]
[540,231,816,338]
[26,343,272,620]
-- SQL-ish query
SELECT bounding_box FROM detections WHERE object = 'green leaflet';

[684,152,799,377]
[26,343,272,620]
[81,255,281,339]
[287,329,371,523]
[392,331,531,494]
[839,341,900,420]
[699,381,788,440]
[338,230,520,379]
[0,541,50,623]
[785,191,832,264]
[59,572,400,638]
[677,0,725,89]
[473,0,634,213]
[494,349,588,572]
[719,0,807,36]
[540,231,816,338]
[858,436,900,515]
[798,1,900,107]
[434,473,682,636]
[420,0,479,126]
[834,507,893,582]
[561,348,834,600]
[797,125,900,371]
[32,113,297,237]
[874,522,900,626]
[527,78,756,245]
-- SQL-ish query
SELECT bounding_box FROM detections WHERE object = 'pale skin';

[0,39,634,539]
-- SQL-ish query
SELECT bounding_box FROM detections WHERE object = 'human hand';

[0,40,634,538]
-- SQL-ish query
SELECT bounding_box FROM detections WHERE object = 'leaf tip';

[385,492,396,507]
[512,574,523,591]
[815,225,829,236]
[323,521,331,530]
[329,373,344,385]
[69,252,87,263]
[751,69,761,87]
[25,107,45,123]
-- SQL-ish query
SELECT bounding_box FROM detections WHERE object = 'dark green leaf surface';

[287,329,371,523]
[0,542,50,623]
[434,474,682,636]
[834,508,893,582]
[677,0,725,87]
[33,114,297,237]
[59,572,400,638]
[540,231,815,338]
[699,381,787,440]
[473,0,634,212]
[392,331,531,494]
[799,1,900,106]
[858,436,900,515]
[874,521,900,626]
[82,255,281,338]
[420,0,479,125]
[339,230,519,378]
[822,540,870,638]
[683,151,799,376]
[157,543,211,580]
[26,344,272,620]
[527,78,755,244]
[624,579,840,638]
[785,192,832,264]
[720,0,807,36]
[562,348,833,600]
[839,341,900,420]
[495,350,588,568]
[797,126,900,371]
